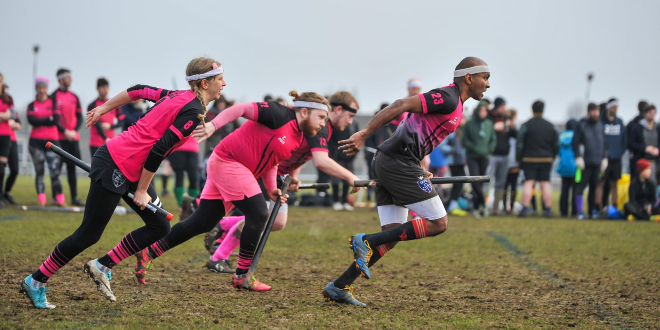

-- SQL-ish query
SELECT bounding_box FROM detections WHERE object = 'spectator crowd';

[0,69,658,221]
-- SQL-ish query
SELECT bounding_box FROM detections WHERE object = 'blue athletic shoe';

[349,233,372,280]
[323,282,366,307]
[20,275,55,309]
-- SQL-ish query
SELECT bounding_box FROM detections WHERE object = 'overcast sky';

[2,0,659,124]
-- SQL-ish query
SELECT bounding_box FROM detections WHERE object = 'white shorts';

[266,200,288,214]
[377,196,447,226]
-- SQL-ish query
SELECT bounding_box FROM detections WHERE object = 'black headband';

[330,102,358,113]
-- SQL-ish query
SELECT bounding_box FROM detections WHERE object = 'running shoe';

[343,203,355,211]
[322,282,366,307]
[450,208,468,216]
[349,233,372,280]
[3,193,17,205]
[20,275,55,309]
[180,196,196,221]
[332,202,344,211]
[232,275,271,291]
[135,249,152,285]
[518,206,532,218]
[204,222,225,253]
[206,257,235,274]
[84,259,116,301]
[71,197,85,207]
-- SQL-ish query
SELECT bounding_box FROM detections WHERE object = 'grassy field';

[1,176,659,329]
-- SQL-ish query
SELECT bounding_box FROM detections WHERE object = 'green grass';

[1,176,659,329]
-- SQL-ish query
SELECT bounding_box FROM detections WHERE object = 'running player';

[20,57,224,309]
[198,91,363,278]
[27,77,65,206]
[88,78,124,157]
[0,72,20,206]
[134,91,329,291]
[52,68,85,206]
[323,57,491,306]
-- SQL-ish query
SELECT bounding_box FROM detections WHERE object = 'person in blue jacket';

[597,98,627,210]
[557,119,578,217]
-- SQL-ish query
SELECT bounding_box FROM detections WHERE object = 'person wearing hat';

[624,159,660,221]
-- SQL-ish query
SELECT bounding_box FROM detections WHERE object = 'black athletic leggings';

[448,164,465,201]
[560,177,577,217]
[577,165,599,215]
[152,194,269,261]
[60,140,81,199]
[503,169,519,211]
[3,141,18,194]
[29,139,63,196]
[169,151,199,190]
[467,157,489,209]
[33,155,169,282]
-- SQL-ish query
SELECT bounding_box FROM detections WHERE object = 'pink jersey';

[378,83,463,162]
[28,98,61,141]
[174,133,200,152]
[214,102,304,179]
[277,119,333,176]
[9,112,19,141]
[51,89,82,141]
[88,98,124,147]
[106,85,204,182]
[0,95,14,137]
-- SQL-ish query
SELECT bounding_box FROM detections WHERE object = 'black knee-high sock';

[363,219,428,248]
[334,244,392,288]
[0,162,6,194]
[235,226,261,275]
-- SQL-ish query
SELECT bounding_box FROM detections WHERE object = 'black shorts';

[521,162,552,182]
[0,136,11,158]
[88,144,136,194]
[373,151,437,206]
[601,159,622,181]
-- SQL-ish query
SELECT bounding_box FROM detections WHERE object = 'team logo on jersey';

[449,117,458,125]
[112,169,126,188]
[278,136,287,144]
[417,176,433,193]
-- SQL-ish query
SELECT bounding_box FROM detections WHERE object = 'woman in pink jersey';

[167,133,200,207]
[21,57,226,309]
[26,77,66,206]
[135,91,329,291]
[0,73,21,207]
[88,78,124,157]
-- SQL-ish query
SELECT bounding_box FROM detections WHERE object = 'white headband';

[408,81,423,88]
[293,100,328,112]
[185,66,224,82]
[57,72,71,80]
[453,65,490,78]
[607,100,619,109]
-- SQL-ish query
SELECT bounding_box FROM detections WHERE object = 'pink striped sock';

[220,216,244,231]
[106,234,141,266]
[38,245,70,279]
[212,221,241,261]
[236,248,254,272]
[149,240,169,259]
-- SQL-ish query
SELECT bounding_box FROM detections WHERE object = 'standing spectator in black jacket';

[597,98,626,209]
[624,159,660,221]
[573,103,608,219]
[628,104,659,179]
[516,100,558,217]
[627,100,648,144]
[487,97,517,214]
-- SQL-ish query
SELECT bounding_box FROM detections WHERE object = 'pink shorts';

[200,153,263,213]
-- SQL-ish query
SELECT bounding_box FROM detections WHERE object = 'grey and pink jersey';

[378,83,463,162]
[106,85,204,182]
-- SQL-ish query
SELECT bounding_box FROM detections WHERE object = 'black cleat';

[204,222,225,254]
[71,197,85,206]
[3,193,17,205]
[206,257,235,274]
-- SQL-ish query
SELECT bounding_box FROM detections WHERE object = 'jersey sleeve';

[308,126,330,153]
[418,87,460,115]
[143,103,203,172]
[127,85,174,103]
[255,102,296,129]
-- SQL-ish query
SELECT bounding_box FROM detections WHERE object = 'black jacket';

[628,176,657,207]
[516,114,558,163]
[572,118,606,166]
[488,110,517,156]
[628,120,660,163]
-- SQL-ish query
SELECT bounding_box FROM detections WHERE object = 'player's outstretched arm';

[194,102,256,143]
[311,151,361,193]
[339,96,422,156]
[86,90,131,128]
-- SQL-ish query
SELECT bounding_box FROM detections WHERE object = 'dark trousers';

[4,141,19,194]
[467,157,489,209]
[577,165,599,216]
[503,169,519,211]
[448,164,465,201]
[624,201,660,220]
[560,177,577,217]
[60,139,81,199]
